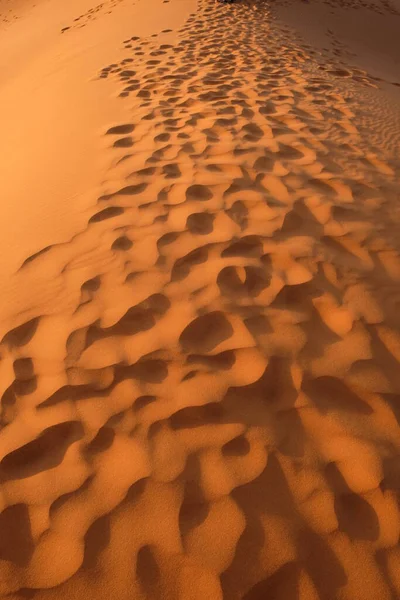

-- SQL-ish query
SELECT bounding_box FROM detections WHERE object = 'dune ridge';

[1,0,400,599]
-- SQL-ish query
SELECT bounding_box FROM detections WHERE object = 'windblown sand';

[1,0,400,598]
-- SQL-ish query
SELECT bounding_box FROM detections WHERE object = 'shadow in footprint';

[179,311,233,354]
[334,492,379,541]
[221,236,263,258]
[171,246,209,282]
[0,504,34,567]
[187,350,236,371]
[217,266,270,298]
[106,124,135,135]
[186,212,215,235]
[82,513,111,569]
[179,454,210,541]
[302,376,373,415]
[89,206,124,224]
[20,246,52,269]
[87,294,170,344]
[296,527,347,598]
[113,137,134,148]
[226,200,248,230]
[169,402,225,430]
[186,184,213,202]
[221,454,293,598]
[222,434,250,457]
[81,277,101,294]
[326,461,380,540]
[242,561,301,600]
[80,276,101,306]
[2,318,40,348]
[136,545,161,599]
[13,358,34,381]
[85,426,115,456]
[116,358,168,385]
[111,236,133,251]
[0,421,84,481]
[12,357,37,396]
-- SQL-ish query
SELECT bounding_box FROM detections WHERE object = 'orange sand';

[1,0,400,598]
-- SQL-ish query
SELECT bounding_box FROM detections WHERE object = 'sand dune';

[1,0,400,598]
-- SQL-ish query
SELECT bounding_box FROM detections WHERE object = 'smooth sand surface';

[272,0,400,85]
[1,0,400,598]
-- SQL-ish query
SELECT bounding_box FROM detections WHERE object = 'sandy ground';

[1,0,400,598]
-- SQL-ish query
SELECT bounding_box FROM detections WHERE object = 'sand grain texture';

[1,0,400,598]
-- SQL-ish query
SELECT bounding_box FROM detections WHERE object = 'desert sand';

[1,0,400,598]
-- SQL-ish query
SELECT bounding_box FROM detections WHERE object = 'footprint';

[136,167,157,177]
[163,163,181,179]
[171,246,209,281]
[82,514,111,570]
[218,266,270,297]
[253,155,275,172]
[0,504,34,567]
[136,545,161,596]
[185,184,213,202]
[20,246,52,269]
[221,236,263,258]
[106,124,135,135]
[329,68,351,77]
[307,178,334,195]
[170,402,225,429]
[241,123,264,141]
[242,562,301,600]
[0,421,84,480]
[187,350,236,371]
[222,434,250,457]
[133,395,157,412]
[225,200,248,229]
[334,493,379,541]
[259,101,276,115]
[154,133,170,143]
[13,358,34,381]
[278,144,304,160]
[111,235,133,251]
[2,318,39,347]
[179,311,233,353]
[85,427,115,455]
[113,137,134,148]
[80,276,101,305]
[186,212,215,235]
[119,70,136,77]
[302,376,372,415]
[88,206,124,224]
[127,358,168,383]
[88,294,170,343]
[115,183,148,196]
